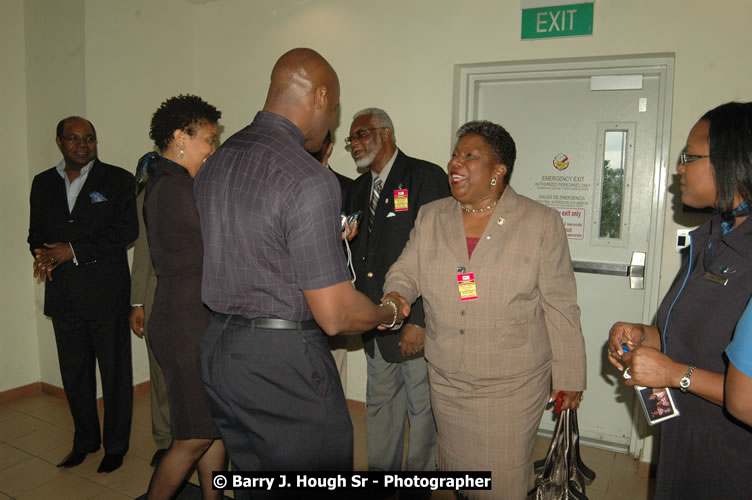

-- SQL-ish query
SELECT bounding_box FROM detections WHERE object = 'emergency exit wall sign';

[521,0,594,39]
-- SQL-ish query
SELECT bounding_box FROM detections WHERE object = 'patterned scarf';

[134,151,162,194]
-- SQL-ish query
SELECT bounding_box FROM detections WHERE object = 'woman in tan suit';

[384,120,587,499]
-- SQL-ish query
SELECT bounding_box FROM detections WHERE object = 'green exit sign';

[521,2,594,39]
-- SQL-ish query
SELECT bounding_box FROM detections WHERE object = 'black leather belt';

[212,311,318,331]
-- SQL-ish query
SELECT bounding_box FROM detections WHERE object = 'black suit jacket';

[329,166,353,208]
[28,159,138,320]
[344,149,449,362]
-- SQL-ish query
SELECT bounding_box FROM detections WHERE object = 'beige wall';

[23,0,88,388]
[4,0,752,414]
[1,0,38,391]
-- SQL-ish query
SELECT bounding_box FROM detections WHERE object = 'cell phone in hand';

[341,210,363,231]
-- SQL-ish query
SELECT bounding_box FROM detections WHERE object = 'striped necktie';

[369,176,383,231]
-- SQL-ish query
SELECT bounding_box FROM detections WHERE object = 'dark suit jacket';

[344,149,450,362]
[130,189,157,322]
[329,166,353,208]
[28,159,138,320]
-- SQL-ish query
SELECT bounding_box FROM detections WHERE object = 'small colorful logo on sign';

[553,153,569,171]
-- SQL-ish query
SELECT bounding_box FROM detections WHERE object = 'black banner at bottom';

[212,471,491,491]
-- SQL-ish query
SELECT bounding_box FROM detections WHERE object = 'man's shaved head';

[263,48,340,152]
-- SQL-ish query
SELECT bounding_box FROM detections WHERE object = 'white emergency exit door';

[453,55,674,453]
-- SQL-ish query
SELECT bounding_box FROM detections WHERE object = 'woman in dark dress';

[607,102,752,499]
[141,95,226,499]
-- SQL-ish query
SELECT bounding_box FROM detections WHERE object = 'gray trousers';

[366,342,437,471]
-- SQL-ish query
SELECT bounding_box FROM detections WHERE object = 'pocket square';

[386,212,397,218]
[89,191,108,203]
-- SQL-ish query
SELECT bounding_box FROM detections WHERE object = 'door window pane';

[600,130,627,238]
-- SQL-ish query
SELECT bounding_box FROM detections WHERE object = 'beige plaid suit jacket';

[384,186,586,390]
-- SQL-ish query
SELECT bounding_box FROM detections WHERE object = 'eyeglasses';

[61,134,97,145]
[344,128,384,147]
[680,152,709,165]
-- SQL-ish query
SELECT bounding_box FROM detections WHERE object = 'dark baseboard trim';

[2,379,153,407]
[638,460,657,477]
[346,399,366,413]
[2,381,363,411]
[0,382,43,404]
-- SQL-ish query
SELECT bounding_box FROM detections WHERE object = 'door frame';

[451,54,675,456]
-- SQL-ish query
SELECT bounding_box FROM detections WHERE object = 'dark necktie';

[369,176,383,232]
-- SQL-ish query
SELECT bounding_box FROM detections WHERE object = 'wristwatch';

[679,364,696,393]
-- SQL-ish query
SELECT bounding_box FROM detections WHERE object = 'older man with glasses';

[343,108,449,489]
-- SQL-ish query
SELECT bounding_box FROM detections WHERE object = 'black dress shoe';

[57,450,87,468]
[97,453,124,473]
[150,448,167,467]
[57,447,98,468]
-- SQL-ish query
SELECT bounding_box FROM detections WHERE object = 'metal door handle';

[572,251,646,289]
[628,251,645,290]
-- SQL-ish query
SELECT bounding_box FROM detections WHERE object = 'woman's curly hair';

[150,94,221,151]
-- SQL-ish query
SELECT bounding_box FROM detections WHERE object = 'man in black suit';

[28,116,138,473]
[343,108,449,476]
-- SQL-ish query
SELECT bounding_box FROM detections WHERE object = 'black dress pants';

[52,310,132,455]
[200,314,353,499]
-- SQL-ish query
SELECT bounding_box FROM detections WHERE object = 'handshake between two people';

[377,291,411,331]
[379,291,425,358]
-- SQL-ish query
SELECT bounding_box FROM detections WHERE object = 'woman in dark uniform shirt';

[607,102,752,499]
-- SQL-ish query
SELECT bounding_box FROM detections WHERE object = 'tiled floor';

[0,391,652,499]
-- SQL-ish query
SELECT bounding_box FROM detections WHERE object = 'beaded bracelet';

[380,300,398,329]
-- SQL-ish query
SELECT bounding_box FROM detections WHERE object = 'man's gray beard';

[355,150,377,169]
[353,134,382,169]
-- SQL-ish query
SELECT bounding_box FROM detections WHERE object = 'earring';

[490,177,497,187]
[178,149,184,159]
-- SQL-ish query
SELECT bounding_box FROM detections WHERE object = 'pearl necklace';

[460,198,498,214]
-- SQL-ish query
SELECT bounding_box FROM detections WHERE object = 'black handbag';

[528,409,596,500]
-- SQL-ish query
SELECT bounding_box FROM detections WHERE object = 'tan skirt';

[429,362,550,500]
